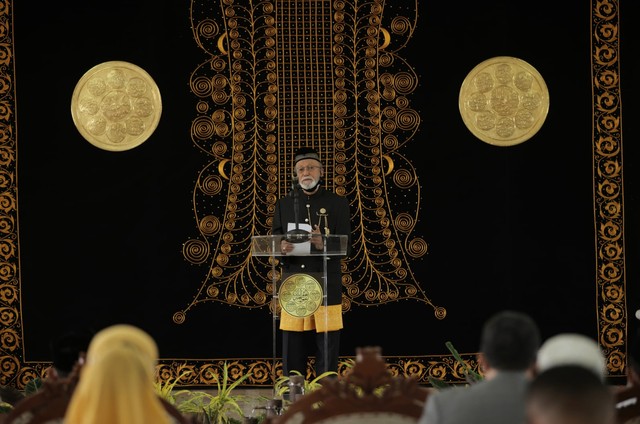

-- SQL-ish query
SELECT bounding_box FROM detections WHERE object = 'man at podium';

[272,147,352,377]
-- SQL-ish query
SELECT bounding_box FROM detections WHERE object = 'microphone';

[291,175,300,191]
[286,175,309,243]
[289,177,301,199]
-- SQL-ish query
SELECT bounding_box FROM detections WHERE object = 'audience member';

[48,328,94,379]
[526,364,615,424]
[0,385,25,407]
[536,333,607,380]
[1,333,88,424]
[3,324,190,424]
[616,331,640,424]
[418,310,541,424]
[627,354,640,387]
[64,324,182,424]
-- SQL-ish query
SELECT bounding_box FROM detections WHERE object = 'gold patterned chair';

[265,346,431,424]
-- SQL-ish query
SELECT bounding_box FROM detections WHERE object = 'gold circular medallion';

[279,274,323,318]
[71,61,162,151]
[459,56,549,147]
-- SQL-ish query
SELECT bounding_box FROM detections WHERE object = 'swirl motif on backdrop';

[591,0,626,375]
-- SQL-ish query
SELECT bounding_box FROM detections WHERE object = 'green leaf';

[445,341,483,383]
[0,401,14,413]
[273,370,337,399]
[24,378,42,397]
[154,368,192,404]
[176,362,253,424]
[427,376,450,390]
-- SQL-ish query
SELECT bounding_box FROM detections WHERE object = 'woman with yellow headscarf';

[64,324,175,424]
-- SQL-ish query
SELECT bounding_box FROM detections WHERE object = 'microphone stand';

[286,177,310,243]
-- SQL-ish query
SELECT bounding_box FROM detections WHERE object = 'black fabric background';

[12,0,639,379]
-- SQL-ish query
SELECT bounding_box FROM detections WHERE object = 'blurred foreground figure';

[526,365,615,424]
[536,332,606,380]
[64,324,175,424]
[418,310,541,424]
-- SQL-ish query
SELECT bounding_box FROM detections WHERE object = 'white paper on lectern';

[287,223,312,255]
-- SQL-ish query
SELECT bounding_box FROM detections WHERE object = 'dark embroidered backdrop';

[1,0,638,387]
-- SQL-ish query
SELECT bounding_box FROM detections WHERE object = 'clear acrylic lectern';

[251,234,348,385]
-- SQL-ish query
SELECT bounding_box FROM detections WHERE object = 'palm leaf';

[178,362,252,424]
[154,368,192,404]
[445,341,483,383]
[23,378,42,396]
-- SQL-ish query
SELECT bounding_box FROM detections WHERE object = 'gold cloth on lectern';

[280,305,343,332]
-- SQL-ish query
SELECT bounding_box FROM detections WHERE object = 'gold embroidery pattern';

[178,0,442,327]
[591,0,625,377]
[0,0,48,387]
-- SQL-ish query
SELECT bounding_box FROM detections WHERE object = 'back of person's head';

[50,328,94,378]
[480,310,541,371]
[64,324,171,424]
[630,351,640,388]
[526,365,615,424]
[536,333,606,381]
[628,321,640,386]
[85,324,158,361]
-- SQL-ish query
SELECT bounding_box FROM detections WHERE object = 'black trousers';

[282,330,340,376]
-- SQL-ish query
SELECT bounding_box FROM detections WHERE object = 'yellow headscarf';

[64,324,172,424]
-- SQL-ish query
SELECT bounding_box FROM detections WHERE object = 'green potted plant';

[273,369,337,407]
[154,367,193,406]
[176,362,253,424]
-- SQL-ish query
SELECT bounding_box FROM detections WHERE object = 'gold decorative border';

[0,0,34,387]
[591,0,626,376]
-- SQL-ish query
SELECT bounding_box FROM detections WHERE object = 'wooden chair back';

[616,385,640,424]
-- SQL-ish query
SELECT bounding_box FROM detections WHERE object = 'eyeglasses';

[295,165,321,174]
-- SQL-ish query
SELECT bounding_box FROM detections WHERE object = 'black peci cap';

[294,147,322,165]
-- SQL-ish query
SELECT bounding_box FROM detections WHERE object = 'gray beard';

[301,180,320,193]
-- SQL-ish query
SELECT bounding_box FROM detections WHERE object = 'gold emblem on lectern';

[279,274,323,318]
[71,61,162,152]
[459,56,549,147]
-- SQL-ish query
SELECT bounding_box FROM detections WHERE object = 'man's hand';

[311,225,324,249]
[281,239,292,255]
